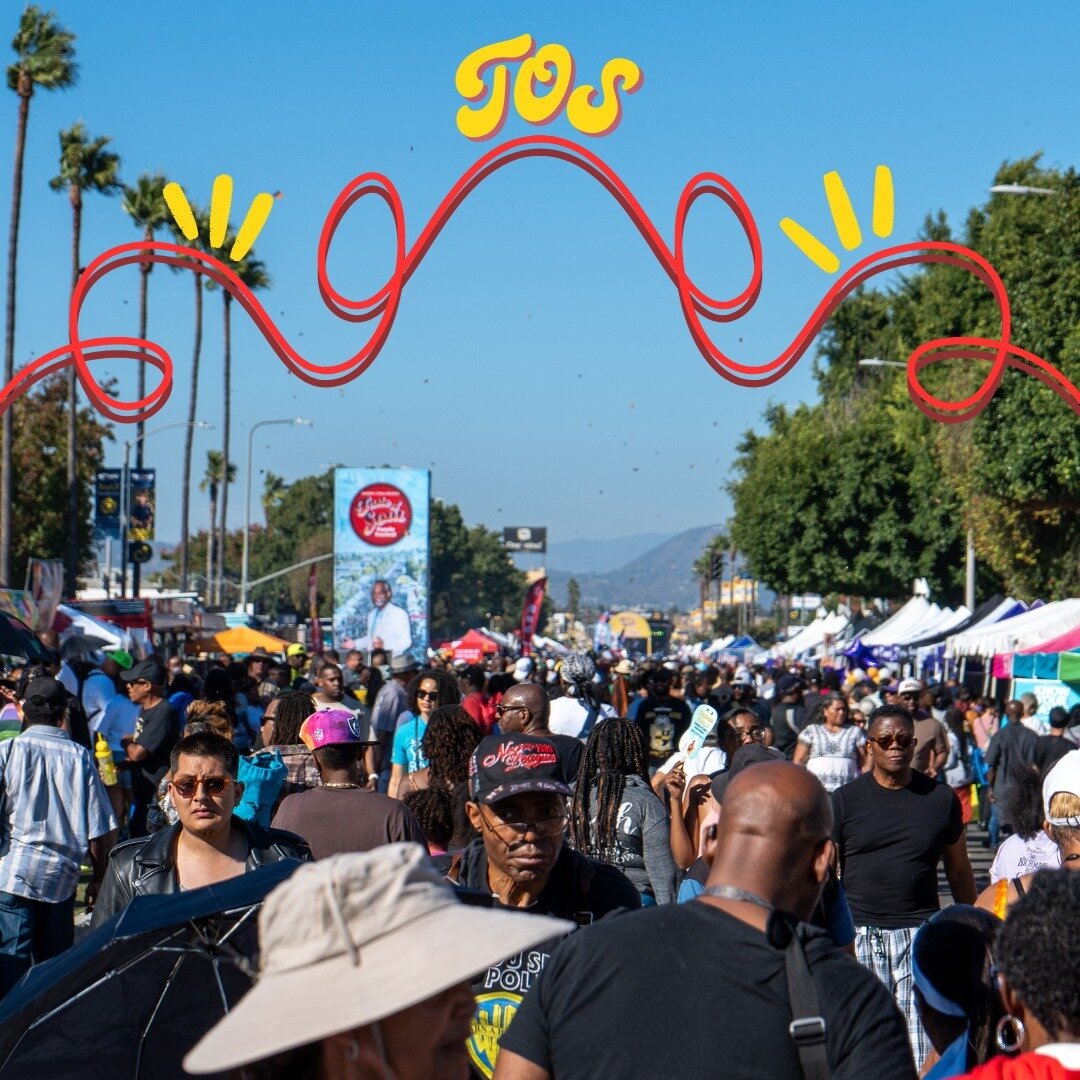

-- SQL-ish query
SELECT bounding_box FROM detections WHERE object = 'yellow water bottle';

[96,733,117,787]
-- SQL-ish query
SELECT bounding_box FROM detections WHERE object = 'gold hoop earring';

[995,1014,1027,1054]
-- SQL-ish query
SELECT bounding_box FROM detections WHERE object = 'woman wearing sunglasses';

[388,669,460,799]
[90,730,311,926]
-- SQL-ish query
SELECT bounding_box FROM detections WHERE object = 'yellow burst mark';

[823,171,861,250]
[873,165,894,238]
[209,174,233,249]
[163,182,198,240]
[779,217,840,274]
[781,166,895,274]
[230,193,275,262]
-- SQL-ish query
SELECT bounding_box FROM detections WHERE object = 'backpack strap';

[771,912,829,1080]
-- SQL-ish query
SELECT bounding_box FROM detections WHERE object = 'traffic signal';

[128,541,153,564]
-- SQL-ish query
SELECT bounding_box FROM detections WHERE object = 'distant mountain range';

[547,524,726,611]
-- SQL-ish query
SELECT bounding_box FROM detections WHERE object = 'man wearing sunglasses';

[91,730,311,926]
[830,704,976,1072]
[449,733,639,1077]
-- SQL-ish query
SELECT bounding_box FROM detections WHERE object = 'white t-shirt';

[989,830,1061,883]
[660,745,727,779]
[547,696,616,739]
[1021,716,1050,737]
[80,669,117,730]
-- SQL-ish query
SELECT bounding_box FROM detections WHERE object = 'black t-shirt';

[1034,735,1075,773]
[628,695,692,765]
[548,733,583,785]
[451,840,640,1078]
[831,771,963,928]
[132,698,179,793]
[771,699,807,757]
[984,723,1038,800]
[500,903,915,1080]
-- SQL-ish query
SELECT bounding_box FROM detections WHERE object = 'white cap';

[1043,750,1080,827]
[897,678,922,695]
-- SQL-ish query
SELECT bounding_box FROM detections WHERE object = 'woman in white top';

[793,692,867,792]
[547,651,616,738]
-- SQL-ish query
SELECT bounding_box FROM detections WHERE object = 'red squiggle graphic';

[3,135,1078,424]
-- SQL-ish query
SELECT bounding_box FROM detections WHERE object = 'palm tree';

[121,172,167,465]
[200,449,235,607]
[693,533,729,619]
[170,204,209,593]
[215,247,270,605]
[2,6,77,585]
[49,120,121,594]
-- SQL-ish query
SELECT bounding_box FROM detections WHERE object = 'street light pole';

[119,421,211,599]
[240,418,313,613]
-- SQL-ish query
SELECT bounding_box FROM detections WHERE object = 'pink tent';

[1019,622,1080,654]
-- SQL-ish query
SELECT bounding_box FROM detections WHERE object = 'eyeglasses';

[732,725,765,742]
[479,806,568,838]
[868,733,916,751]
[171,775,234,799]
[416,690,439,701]
[494,703,524,716]
[898,692,919,700]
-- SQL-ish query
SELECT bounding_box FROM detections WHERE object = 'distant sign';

[128,469,156,541]
[503,526,547,554]
[94,470,121,541]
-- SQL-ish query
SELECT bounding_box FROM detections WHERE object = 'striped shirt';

[0,725,117,902]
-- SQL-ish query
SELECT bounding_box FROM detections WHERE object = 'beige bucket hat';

[184,844,572,1074]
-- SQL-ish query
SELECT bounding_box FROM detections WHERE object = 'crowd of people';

[0,638,1078,1079]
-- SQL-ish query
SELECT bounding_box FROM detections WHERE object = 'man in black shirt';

[495,762,914,1080]
[831,704,976,1072]
[1034,707,1077,773]
[627,667,692,771]
[984,701,1038,848]
[448,733,638,1078]
[119,657,180,837]
[495,683,584,783]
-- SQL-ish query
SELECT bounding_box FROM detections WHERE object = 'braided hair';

[403,786,455,852]
[570,717,648,862]
[268,691,315,746]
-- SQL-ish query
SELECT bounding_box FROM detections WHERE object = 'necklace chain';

[323,782,360,790]
[701,884,773,910]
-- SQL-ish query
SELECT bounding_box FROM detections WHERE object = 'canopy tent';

[855,596,933,647]
[772,612,849,659]
[946,598,1080,659]
[1019,621,1080,655]
[52,604,126,650]
[451,629,499,663]
[194,625,292,655]
[903,595,1015,651]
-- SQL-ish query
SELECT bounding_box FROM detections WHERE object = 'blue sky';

[6,1,1079,551]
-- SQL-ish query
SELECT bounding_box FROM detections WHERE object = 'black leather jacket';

[90,818,311,927]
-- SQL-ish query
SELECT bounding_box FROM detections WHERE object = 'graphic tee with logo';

[627,696,692,766]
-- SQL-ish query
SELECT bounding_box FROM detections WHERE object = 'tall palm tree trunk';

[65,190,82,596]
[217,293,231,606]
[206,485,217,603]
[179,276,203,592]
[1,84,31,586]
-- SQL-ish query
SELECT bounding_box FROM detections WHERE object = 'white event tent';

[945,598,1080,659]
[771,611,849,659]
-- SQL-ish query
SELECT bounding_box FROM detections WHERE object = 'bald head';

[501,682,550,733]
[720,762,832,849]
[1005,700,1024,724]
[706,762,833,922]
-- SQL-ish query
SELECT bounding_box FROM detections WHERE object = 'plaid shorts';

[855,925,931,1072]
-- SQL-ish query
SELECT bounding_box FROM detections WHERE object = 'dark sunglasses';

[171,775,233,799]
[869,733,915,750]
[416,690,439,701]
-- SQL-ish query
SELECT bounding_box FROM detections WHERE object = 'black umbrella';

[0,612,51,664]
[0,860,302,1079]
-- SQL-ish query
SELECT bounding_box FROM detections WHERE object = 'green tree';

[170,203,210,592]
[49,120,121,593]
[199,450,235,605]
[120,172,168,463]
[10,373,109,577]
[429,500,527,640]
[214,249,270,605]
[3,5,77,584]
[566,577,581,620]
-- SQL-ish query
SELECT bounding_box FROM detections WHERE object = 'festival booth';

[996,615,1080,721]
[772,611,849,661]
[450,629,500,663]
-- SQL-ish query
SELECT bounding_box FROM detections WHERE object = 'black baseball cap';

[24,676,67,708]
[711,744,786,805]
[120,657,167,686]
[468,734,572,805]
